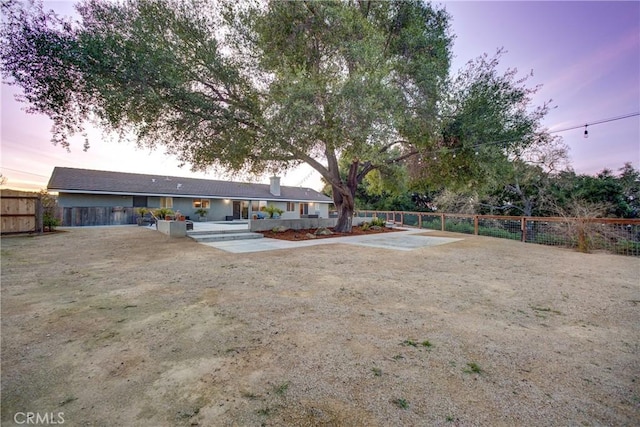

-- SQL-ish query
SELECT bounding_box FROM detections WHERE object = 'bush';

[264,204,284,218]
[370,216,386,227]
[43,213,60,231]
[154,208,174,219]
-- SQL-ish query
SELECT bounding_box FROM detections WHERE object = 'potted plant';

[135,207,149,226]
[154,207,174,221]
[194,208,208,221]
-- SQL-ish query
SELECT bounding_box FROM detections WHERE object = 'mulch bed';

[260,225,403,241]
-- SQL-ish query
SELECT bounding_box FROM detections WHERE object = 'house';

[47,167,333,226]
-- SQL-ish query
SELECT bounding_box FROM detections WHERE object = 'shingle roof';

[47,167,332,203]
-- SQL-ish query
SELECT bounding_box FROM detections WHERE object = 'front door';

[233,201,241,220]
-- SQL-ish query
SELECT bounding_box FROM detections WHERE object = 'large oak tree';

[2,0,452,231]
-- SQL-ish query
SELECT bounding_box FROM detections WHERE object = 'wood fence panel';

[0,189,42,234]
[59,207,137,226]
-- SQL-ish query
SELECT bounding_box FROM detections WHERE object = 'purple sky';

[1,0,639,191]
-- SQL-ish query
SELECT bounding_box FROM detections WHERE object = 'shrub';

[370,216,386,227]
[43,212,60,231]
[154,208,174,219]
[264,204,284,218]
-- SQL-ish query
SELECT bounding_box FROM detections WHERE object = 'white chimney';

[269,176,281,196]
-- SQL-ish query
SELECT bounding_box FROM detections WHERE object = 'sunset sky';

[1,0,639,192]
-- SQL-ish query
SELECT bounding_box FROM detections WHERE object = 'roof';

[47,167,332,203]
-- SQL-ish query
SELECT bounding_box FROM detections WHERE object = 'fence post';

[418,214,422,229]
[440,213,445,231]
[473,216,478,235]
[521,217,526,242]
[401,211,404,226]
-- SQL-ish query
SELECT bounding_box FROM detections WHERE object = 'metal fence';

[356,210,640,257]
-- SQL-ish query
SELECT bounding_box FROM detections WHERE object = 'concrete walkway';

[195,226,462,253]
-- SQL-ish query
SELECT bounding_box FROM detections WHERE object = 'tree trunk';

[332,160,359,233]
[334,196,354,232]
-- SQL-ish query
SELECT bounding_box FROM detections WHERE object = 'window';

[193,199,210,209]
[299,203,309,215]
[133,196,148,208]
[286,202,295,212]
[160,197,173,208]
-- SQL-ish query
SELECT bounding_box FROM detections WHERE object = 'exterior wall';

[209,200,234,220]
[55,192,332,224]
[58,193,133,208]
[147,197,161,208]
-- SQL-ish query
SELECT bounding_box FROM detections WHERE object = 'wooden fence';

[57,207,137,227]
[356,210,640,256]
[0,189,43,234]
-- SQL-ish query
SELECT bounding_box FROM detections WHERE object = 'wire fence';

[356,210,640,257]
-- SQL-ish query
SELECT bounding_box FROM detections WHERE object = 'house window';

[160,197,173,208]
[193,199,210,209]
[286,202,295,212]
[299,203,309,216]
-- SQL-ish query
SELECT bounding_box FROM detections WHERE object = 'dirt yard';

[1,226,638,426]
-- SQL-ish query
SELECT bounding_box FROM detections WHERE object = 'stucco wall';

[250,218,338,232]
[56,193,331,222]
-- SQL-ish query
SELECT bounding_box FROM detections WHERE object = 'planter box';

[157,220,187,238]
[250,218,337,232]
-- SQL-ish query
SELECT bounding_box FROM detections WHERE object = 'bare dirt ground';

[1,226,638,426]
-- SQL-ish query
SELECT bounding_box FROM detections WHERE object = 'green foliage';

[464,362,483,374]
[263,204,283,219]
[0,0,454,232]
[408,49,551,192]
[39,190,60,231]
[154,208,174,219]
[393,398,409,409]
[43,212,61,231]
[370,217,387,227]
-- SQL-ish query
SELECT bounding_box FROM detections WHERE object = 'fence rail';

[356,210,640,257]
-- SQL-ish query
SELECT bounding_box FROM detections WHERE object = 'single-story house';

[48,167,333,226]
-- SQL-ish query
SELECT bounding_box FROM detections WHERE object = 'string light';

[583,125,588,139]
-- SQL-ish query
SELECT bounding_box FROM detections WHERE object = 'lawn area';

[1,226,638,426]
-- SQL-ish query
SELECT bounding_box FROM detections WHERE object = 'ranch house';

[47,167,333,226]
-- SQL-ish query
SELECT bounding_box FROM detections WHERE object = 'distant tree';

[550,166,635,218]
[480,134,570,216]
[0,173,6,186]
[617,162,640,217]
[1,0,452,232]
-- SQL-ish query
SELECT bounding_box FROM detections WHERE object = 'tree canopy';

[1,0,551,230]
